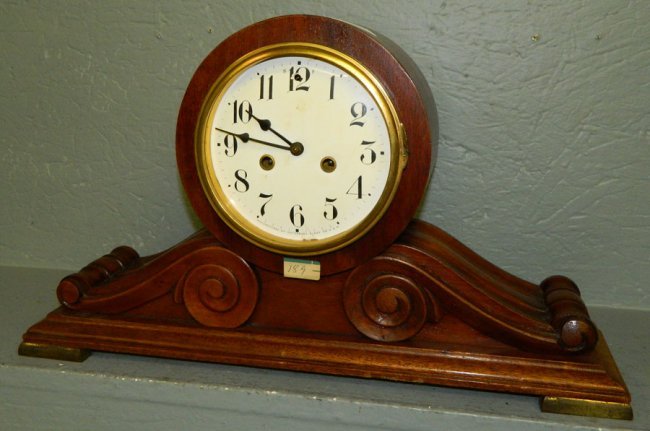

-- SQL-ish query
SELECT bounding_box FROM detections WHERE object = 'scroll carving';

[541,275,598,352]
[57,246,139,306]
[177,251,259,328]
[55,230,259,329]
[343,257,442,342]
[344,221,598,353]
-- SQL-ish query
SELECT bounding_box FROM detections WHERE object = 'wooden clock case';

[20,15,631,420]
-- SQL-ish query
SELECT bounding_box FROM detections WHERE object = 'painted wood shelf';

[2,266,647,430]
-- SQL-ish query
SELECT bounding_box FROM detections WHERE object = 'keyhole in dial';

[321,157,336,173]
[260,154,275,171]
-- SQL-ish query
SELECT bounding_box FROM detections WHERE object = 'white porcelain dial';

[197,44,404,255]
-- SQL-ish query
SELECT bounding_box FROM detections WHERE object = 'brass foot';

[18,342,91,362]
[541,396,632,420]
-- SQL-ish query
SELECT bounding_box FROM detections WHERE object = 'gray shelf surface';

[1,266,647,430]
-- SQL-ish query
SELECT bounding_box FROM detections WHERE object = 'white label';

[283,258,321,281]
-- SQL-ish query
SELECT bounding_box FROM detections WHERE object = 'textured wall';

[1,1,648,309]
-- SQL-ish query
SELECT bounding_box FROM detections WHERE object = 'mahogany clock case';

[176,14,436,276]
[19,15,631,420]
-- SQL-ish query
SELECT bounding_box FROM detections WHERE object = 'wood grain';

[21,220,631,411]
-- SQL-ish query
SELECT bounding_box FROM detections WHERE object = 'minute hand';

[215,127,291,152]
[251,114,304,156]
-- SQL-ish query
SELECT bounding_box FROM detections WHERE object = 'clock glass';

[196,43,405,255]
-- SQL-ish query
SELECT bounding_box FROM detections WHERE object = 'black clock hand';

[250,114,304,156]
[215,127,292,152]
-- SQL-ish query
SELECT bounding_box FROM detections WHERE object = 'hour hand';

[250,114,304,156]
[215,127,291,152]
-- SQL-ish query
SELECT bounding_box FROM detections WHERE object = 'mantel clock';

[20,15,631,420]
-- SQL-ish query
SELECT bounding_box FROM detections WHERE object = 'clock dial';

[196,44,405,255]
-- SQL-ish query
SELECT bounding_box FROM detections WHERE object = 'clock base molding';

[19,220,632,420]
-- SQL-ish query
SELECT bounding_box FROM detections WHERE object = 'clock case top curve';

[176,15,438,275]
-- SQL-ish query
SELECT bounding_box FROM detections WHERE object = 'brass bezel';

[195,42,406,256]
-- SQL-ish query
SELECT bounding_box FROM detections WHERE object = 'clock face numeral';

[349,102,367,126]
[289,204,305,228]
[346,176,363,199]
[233,100,253,124]
[259,74,273,100]
[289,63,311,92]
[233,169,249,192]
[258,193,273,216]
[223,135,238,157]
[207,54,394,248]
[323,197,338,220]
[360,140,376,165]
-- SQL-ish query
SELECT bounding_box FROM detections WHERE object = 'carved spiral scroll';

[181,249,259,328]
[344,258,439,342]
[541,275,598,352]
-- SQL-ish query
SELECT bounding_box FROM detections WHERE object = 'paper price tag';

[283,258,321,281]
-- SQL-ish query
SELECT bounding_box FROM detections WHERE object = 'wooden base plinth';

[19,220,632,419]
